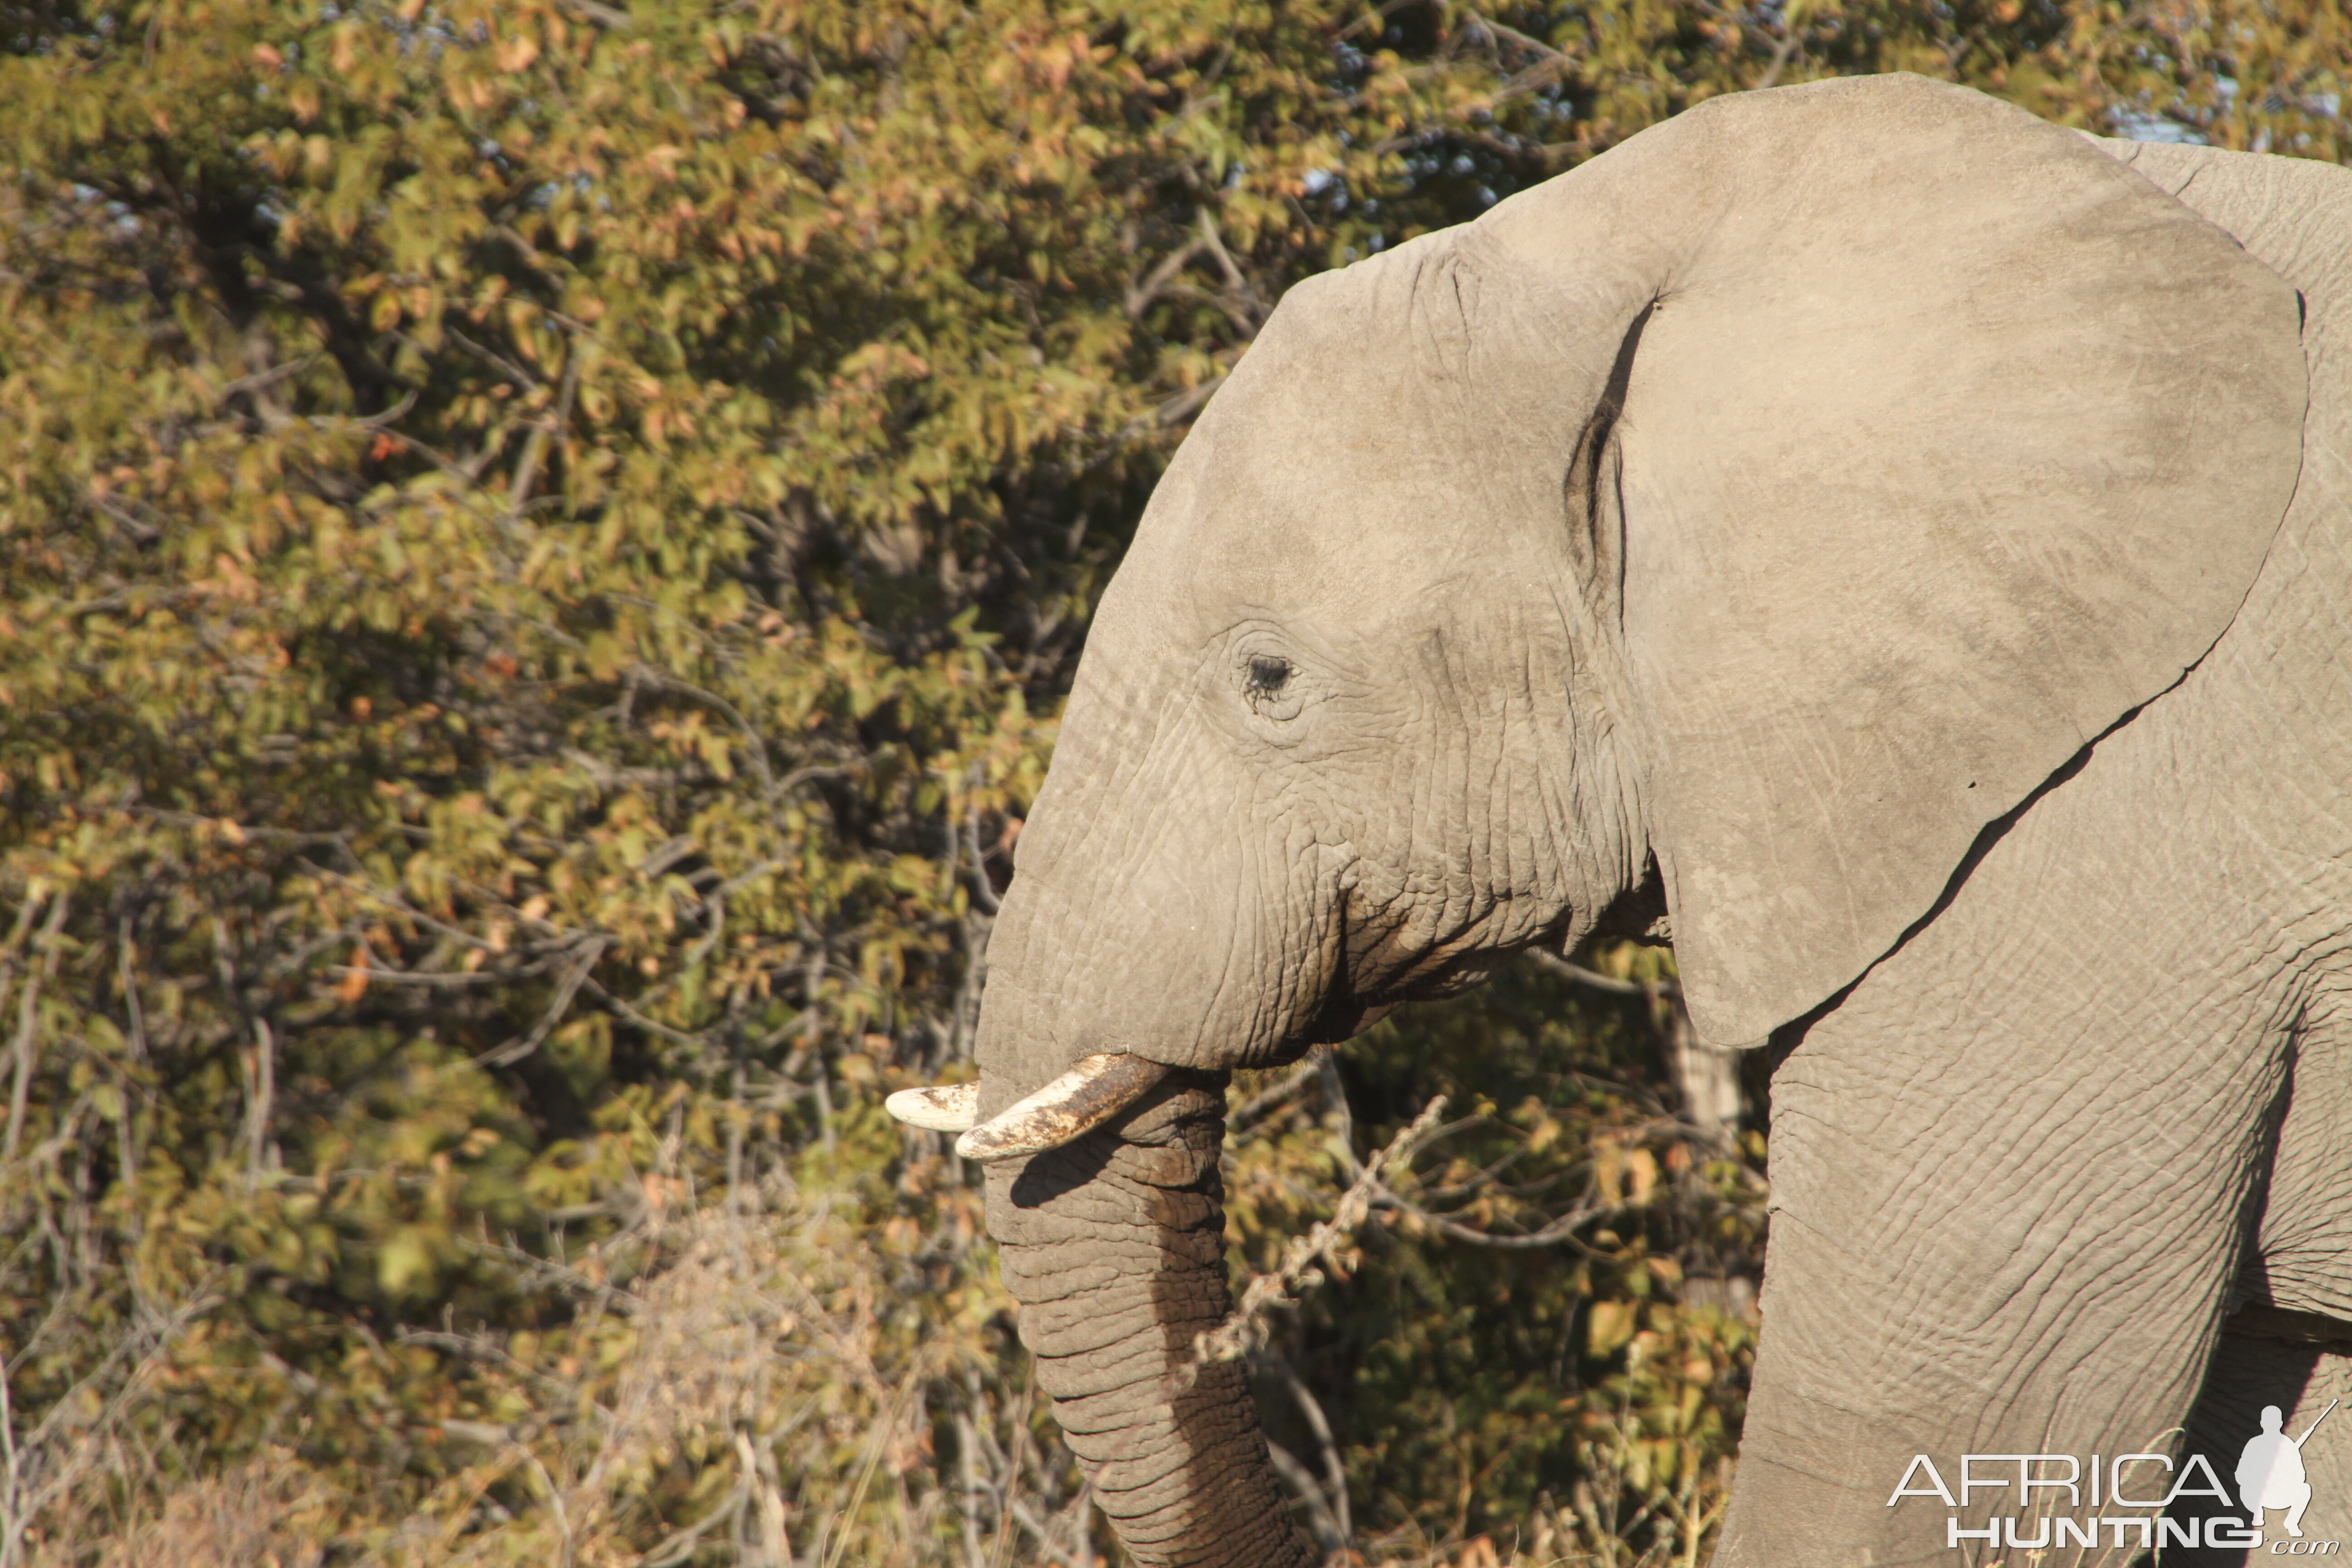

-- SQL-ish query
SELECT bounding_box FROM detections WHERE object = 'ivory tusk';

[954,1053,1169,1162]
[884,1082,980,1133]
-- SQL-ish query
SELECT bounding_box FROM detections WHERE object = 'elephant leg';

[2176,1321,2352,1563]
[1711,820,2294,1565]
[2239,990,2352,1330]
[2172,996,2352,1563]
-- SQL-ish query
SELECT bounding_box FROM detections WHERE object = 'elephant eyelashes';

[1246,656,1292,695]
[1243,654,1304,720]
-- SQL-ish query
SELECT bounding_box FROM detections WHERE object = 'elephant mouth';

[892,891,1403,1161]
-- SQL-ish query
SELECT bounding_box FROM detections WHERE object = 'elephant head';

[892,74,2308,1565]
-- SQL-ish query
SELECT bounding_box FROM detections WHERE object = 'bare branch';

[1227,1054,1326,1132]
[1263,1352,1350,1542]
[580,973,717,1052]
[1464,10,1573,66]
[4,897,69,1161]
[1525,947,1678,998]
[509,339,581,510]
[1262,1439,1347,1553]
[477,937,610,1067]
[1368,1184,1609,1250]
[630,664,779,796]
[1194,208,1249,296]
[1151,374,1225,427]
[1181,1096,1449,1384]
[555,0,633,29]
[1756,22,1802,89]
[1122,236,1209,318]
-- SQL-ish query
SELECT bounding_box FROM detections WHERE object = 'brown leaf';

[337,946,369,1005]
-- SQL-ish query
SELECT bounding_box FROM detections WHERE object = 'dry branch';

[1182,1095,1450,1385]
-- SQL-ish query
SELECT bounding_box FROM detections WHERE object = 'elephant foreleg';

[2180,992,2352,1557]
[1713,844,2295,1565]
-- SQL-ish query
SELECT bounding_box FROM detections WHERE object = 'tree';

[0,1,2340,1561]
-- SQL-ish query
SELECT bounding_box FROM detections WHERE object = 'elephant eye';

[1245,656,1293,698]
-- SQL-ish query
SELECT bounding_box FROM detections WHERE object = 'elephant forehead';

[1168,467,1469,616]
[1112,347,1558,639]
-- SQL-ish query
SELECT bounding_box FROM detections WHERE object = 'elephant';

[886,73,2352,1566]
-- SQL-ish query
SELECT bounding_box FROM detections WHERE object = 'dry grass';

[5,1165,1098,1568]
[0,1159,1733,1568]
[54,1451,332,1568]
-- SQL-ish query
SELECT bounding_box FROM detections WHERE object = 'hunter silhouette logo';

[2241,1400,2337,1539]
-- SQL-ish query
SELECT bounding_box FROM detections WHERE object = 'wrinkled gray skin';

[967,74,2352,1566]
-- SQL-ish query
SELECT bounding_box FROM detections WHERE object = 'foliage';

[0,0,2341,1563]
[1228,956,1768,1560]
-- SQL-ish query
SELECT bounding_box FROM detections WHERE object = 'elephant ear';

[1590,77,2307,1046]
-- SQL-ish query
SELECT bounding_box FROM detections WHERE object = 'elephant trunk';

[985,1080,1313,1567]
[970,877,1313,1565]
